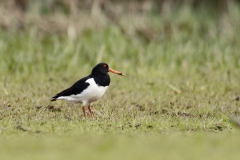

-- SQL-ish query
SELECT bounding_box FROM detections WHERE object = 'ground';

[1,2,240,160]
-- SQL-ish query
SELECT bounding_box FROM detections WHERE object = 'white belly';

[57,78,108,105]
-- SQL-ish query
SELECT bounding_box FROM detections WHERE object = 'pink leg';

[82,106,86,118]
[88,104,94,119]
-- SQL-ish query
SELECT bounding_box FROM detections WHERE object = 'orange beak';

[108,68,125,76]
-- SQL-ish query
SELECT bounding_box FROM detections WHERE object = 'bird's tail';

[51,98,57,101]
[51,88,69,102]
[51,95,58,101]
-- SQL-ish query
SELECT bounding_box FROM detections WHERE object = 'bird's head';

[92,63,125,76]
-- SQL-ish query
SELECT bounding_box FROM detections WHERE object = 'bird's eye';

[103,64,107,68]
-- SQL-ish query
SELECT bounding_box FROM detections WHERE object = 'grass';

[1,133,240,160]
[1,2,240,160]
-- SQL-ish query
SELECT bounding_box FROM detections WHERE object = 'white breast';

[57,78,108,105]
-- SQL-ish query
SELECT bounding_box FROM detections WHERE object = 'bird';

[51,62,124,118]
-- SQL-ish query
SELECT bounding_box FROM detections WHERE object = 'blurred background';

[1,0,239,38]
[0,0,240,81]
[0,0,239,33]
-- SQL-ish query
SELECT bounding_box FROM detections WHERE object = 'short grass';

[1,3,240,160]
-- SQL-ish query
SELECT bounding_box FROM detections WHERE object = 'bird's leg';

[82,106,86,118]
[88,104,94,119]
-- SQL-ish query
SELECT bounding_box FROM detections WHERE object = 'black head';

[91,63,124,77]
[92,63,109,76]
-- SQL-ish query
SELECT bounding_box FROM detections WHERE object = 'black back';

[51,63,111,101]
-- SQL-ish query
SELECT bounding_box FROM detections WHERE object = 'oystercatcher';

[51,63,124,118]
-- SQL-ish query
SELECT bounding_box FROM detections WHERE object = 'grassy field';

[1,2,240,160]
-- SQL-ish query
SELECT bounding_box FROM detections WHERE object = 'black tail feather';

[51,89,69,102]
[51,98,57,101]
[51,95,58,101]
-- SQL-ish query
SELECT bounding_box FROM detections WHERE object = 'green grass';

[1,3,240,160]
[1,133,240,160]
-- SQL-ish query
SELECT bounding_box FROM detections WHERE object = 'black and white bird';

[51,63,124,118]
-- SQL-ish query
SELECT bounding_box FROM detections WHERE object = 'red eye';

[103,64,107,68]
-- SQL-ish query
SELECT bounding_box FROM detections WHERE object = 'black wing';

[51,76,90,101]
